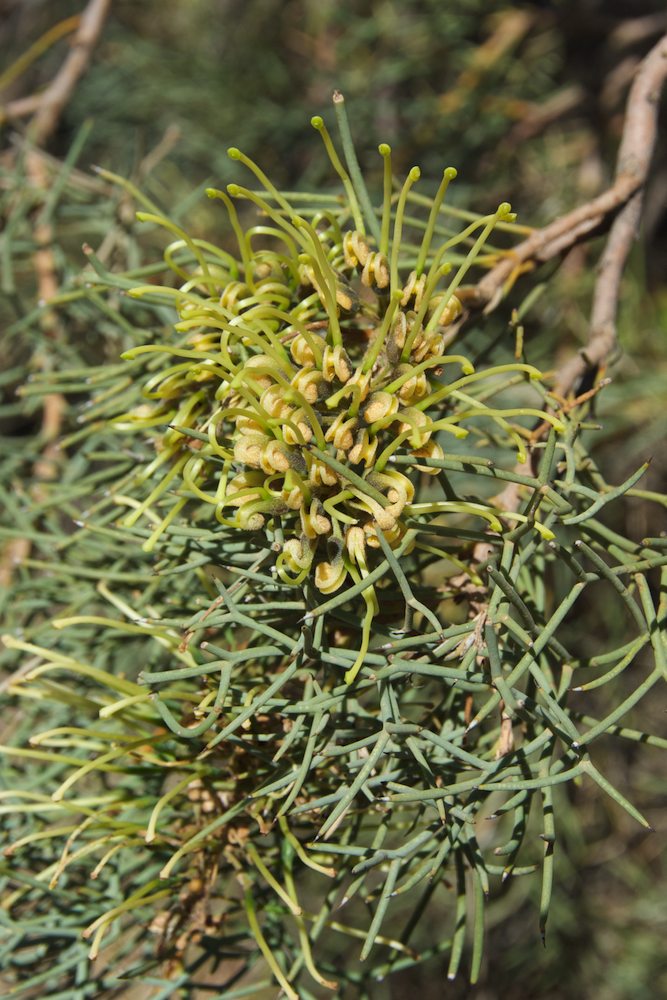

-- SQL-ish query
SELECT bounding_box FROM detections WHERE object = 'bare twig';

[551,33,666,396]
[23,152,67,483]
[4,0,111,144]
[464,34,667,564]
[505,85,585,144]
[467,32,667,323]
[553,191,643,397]
[0,2,111,587]
[609,12,667,50]
[138,124,183,180]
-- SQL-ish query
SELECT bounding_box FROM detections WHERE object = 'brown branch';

[553,191,643,397]
[30,0,111,143]
[4,0,111,144]
[549,33,666,397]
[0,4,110,588]
[462,34,667,567]
[467,32,667,321]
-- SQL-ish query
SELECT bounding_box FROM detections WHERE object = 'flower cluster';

[222,216,474,595]
[118,109,562,679]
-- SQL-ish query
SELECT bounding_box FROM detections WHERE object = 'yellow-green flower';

[117,104,562,680]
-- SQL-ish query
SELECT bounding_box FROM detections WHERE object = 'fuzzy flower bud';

[428,292,463,327]
[361,251,390,291]
[290,333,321,368]
[244,354,278,390]
[343,230,370,269]
[401,270,427,310]
[301,499,331,538]
[315,557,347,593]
[348,429,379,467]
[308,459,339,488]
[259,440,292,474]
[291,368,325,404]
[325,412,357,452]
[363,391,399,424]
[282,537,314,572]
[413,439,445,473]
[233,432,268,468]
[322,345,353,383]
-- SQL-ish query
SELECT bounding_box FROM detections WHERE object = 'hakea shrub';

[2,97,665,996]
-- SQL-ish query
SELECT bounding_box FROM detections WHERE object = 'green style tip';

[227,147,242,160]
[408,166,421,182]
[444,167,458,180]
[378,143,391,158]
[311,116,324,131]
[497,202,512,216]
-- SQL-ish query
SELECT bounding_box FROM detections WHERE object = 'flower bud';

[345,525,367,564]
[397,407,432,447]
[322,345,353,383]
[401,270,427,310]
[237,505,266,531]
[220,281,251,312]
[301,499,331,538]
[282,537,313,572]
[298,261,317,289]
[282,409,314,446]
[260,440,291,474]
[291,368,325,403]
[412,330,447,364]
[343,230,370,269]
[384,470,415,507]
[428,292,462,327]
[348,429,378,467]
[315,557,347,594]
[235,413,264,435]
[394,365,429,404]
[386,310,409,363]
[360,251,390,290]
[324,412,357,452]
[352,494,396,532]
[260,385,293,420]
[364,391,398,424]
[363,518,403,548]
[233,432,268,468]
[290,333,321,368]
[282,483,306,510]
[308,459,339,488]
[244,354,277,390]
[412,439,444,474]
[335,277,360,313]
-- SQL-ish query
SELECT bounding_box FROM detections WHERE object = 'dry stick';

[21,0,112,145]
[468,32,667,323]
[553,189,643,398]
[0,1,111,587]
[0,163,62,587]
[25,0,112,457]
[466,32,667,557]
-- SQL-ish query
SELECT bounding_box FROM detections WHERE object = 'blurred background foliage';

[1,1,666,997]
